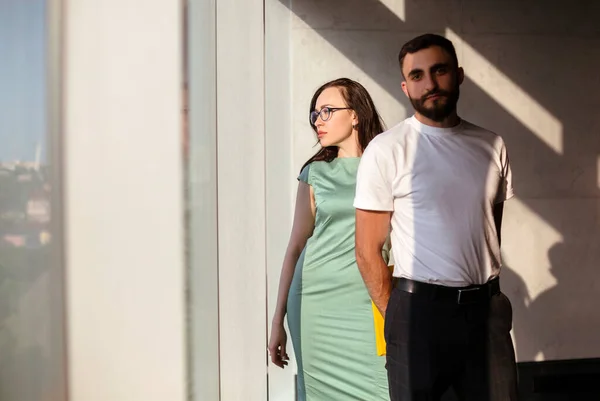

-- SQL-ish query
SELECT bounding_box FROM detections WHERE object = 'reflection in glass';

[0,0,65,399]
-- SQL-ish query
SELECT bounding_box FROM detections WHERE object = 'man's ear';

[401,81,409,98]
[457,66,465,85]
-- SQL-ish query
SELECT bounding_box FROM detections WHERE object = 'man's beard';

[409,85,460,122]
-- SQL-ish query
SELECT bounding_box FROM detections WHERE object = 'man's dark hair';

[398,34,459,78]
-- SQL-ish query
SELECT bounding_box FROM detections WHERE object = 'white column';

[187,0,220,400]
[216,0,268,399]
[265,1,296,400]
[62,1,187,400]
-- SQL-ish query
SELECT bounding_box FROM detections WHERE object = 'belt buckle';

[457,287,480,304]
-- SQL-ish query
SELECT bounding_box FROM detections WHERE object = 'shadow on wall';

[503,242,600,362]
[282,0,600,362]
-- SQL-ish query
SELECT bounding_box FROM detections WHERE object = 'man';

[354,33,518,401]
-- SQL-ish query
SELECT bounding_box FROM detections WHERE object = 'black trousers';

[384,281,518,401]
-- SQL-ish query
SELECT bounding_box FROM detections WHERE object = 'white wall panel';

[63,1,187,400]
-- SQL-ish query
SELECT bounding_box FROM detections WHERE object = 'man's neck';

[414,111,461,129]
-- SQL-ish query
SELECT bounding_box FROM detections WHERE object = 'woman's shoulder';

[297,160,330,185]
[300,160,330,172]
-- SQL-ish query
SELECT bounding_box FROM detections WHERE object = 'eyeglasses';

[310,106,352,125]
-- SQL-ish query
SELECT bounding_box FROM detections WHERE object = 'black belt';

[395,277,500,305]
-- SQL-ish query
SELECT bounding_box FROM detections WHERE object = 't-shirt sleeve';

[495,139,514,203]
[353,141,394,211]
[298,164,310,185]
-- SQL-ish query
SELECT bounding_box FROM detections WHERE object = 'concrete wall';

[271,0,600,365]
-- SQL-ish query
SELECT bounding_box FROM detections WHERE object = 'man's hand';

[355,209,393,315]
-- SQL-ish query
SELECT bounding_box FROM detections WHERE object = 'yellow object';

[372,265,394,356]
[372,300,386,356]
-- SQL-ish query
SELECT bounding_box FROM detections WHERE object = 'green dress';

[287,158,389,401]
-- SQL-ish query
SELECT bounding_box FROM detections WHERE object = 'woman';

[268,78,389,400]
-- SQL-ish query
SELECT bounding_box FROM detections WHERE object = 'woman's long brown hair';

[300,78,386,172]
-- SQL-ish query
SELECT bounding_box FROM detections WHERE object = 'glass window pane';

[0,0,66,399]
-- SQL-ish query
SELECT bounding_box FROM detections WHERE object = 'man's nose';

[423,73,438,93]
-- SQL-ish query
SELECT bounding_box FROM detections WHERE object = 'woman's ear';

[352,112,359,128]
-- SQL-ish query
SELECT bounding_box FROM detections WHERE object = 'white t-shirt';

[354,116,514,287]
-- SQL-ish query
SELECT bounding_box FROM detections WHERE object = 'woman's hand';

[268,322,290,368]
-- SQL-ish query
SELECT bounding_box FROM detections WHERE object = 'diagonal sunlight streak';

[446,28,564,155]
[379,0,405,22]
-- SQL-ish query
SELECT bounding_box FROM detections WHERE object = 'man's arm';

[355,209,392,316]
[493,202,504,246]
[494,137,513,248]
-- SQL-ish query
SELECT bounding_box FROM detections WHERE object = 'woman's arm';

[271,180,316,325]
